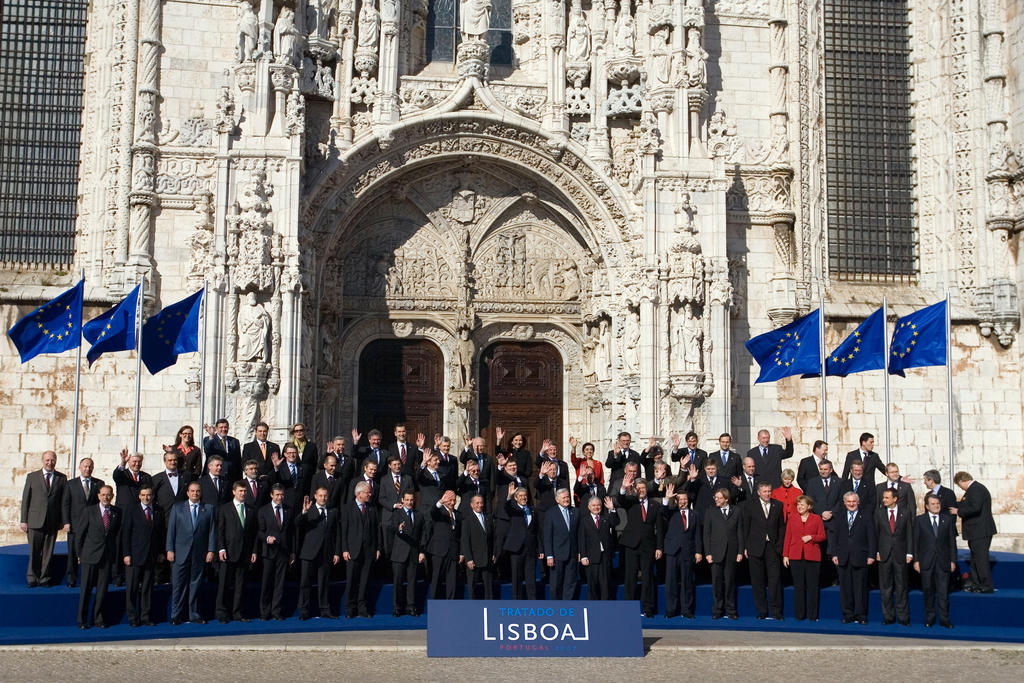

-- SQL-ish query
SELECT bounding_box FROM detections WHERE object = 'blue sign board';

[427,600,644,657]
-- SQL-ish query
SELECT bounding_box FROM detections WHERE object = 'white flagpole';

[133,274,146,454]
[883,297,891,463]
[946,292,954,478]
[71,269,85,473]
[199,282,208,440]
[820,297,827,443]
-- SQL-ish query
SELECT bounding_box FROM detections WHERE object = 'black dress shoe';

[941,621,954,628]
[66,581,77,588]
[979,588,995,594]
[711,614,723,620]
[298,614,311,621]
[345,611,355,619]
[321,612,338,619]
[682,613,695,619]
[78,624,90,630]
[274,616,286,621]
[393,610,402,617]
[855,618,867,625]
[925,620,936,627]
[899,619,910,626]
[218,618,230,624]
[358,609,372,618]
[408,609,420,617]
[882,618,895,625]
[664,612,680,619]
[141,619,155,626]
[841,617,855,624]
[129,620,140,627]
[725,614,738,620]
[191,618,207,624]
[169,618,182,626]
[236,617,250,623]
[94,621,108,629]
[756,615,767,620]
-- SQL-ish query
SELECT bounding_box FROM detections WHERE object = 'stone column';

[333,2,357,147]
[375,0,401,123]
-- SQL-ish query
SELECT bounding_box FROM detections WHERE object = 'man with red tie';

[388,424,421,479]
[121,486,164,626]
[76,485,121,628]
[875,487,914,625]
[112,449,152,586]
[257,484,295,620]
[662,485,702,618]
[578,495,619,600]
[617,473,664,618]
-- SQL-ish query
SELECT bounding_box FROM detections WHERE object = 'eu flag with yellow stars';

[745,309,822,383]
[7,280,84,363]
[825,306,886,377]
[82,284,140,366]
[141,289,204,374]
[889,300,947,377]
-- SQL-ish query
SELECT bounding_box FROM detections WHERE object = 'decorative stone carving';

[399,85,435,113]
[510,93,546,119]
[605,83,643,117]
[457,39,490,80]
[673,303,703,373]
[443,173,487,224]
[187,192,215,285]
[570,121,589,145]
[620,313,640,375]
[230,163,275,292]
[683,26,708,89]
[460,0,492,40]
[595,318,612,382]
[613,1,636,56]
[707,110,740,161]
[350,75,377,103]
[565,86,592,116]
[358,0,381,49]
[343,228,456,299]
[566,5,591,86]
[237,291,272,362]
[236,0,259,62]
[274,6,304,67]
[286,87,306,136]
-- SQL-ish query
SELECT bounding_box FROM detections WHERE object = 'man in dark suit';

[922,469,958,512]
[274,443,309,512]
[662,485,702,618]
[461,436,498,487]
[839,460,876,511]
[578,494,619,601]
[258,484,295,620]
[241,421,280,474]
[166,481,217,624]
[311,454,347,510]
[703,487,743,619]
[875,487,914,626]
[841,432,886,487]
[62,457,102,588]
[574,466,607,507]
[200,455,233,506]
[494,458,531,509]
[686,460,737,512]
[746,427,794,489]
[456,459,490,517]
[388,424,421,478]
[296,486,341,619]
[378,456,415,557]
[915,493,957,627]
[497,487,542,599]
[732,457,759,505]
[240,458,272,508]
[434,435,460,482]
[390,491,426,616]
[349,460,380,508]
[461,493,495,599]
[426,490,461,600]
[605,431,641,477]
[803,459,841,528]
[417,451,453,512]
[354,428,387,471]
[741,481,786,620]
[203,419,242,478]
[829,491,877,624]
[151,450,190,517]
[321,435,356,482]
[647,461,673,502]
[543,488,580,600]
[113,450,153,511]
[340,481,380,617]
[121,486,164,626]
[216,481,257,623]
[796,440,829,492]
[876,463,915,514]
[670,431,708,473]
[618,476,664,617]
[20,450,68,588]
[709,433,742,481]
[76,485,121,629]
[954,471,997,593]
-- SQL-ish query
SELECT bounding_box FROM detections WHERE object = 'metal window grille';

[0,0,88,265]
[426,0,513,65]
[824,0,916,281]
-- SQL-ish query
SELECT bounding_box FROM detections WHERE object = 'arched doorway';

[357,339,444,445]
[479,341,563,456]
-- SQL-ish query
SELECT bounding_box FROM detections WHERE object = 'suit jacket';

[339,500,379,560]
[803,474,842,517]
[875,505,914,562]
[796,456,826,492]
[388,442,421,478]
[390,506,427,562]
[242,439,280,474]
[455,474,491,517]
[573,480,607,506]
[874,480,916,514]
[121,503,165,566]
[151,471,190,514]
[957,481,997,540]
[241,474,273,508]
[662,503,703,558]
[76,504,122,565]
[417,467,452,511]
[62,475,104,529]
[296,505,339,561]
[497,447,533,479]
[702,505,742,561]
[356,445,388,472]
[746,441,794,488]
[734,473,760,505]
[200,473,233,507]
[272,460,310,511]
[618,496,664,550]
[915,511,957,570]
[310,470,346,509]
[740,497,785,556]
[349,475,380,508]
[461,510,494,567]
[542,505,579,561]
[176,445,203,479]
[709,450,742,480]
[646,477,673,502]
[112,467,153,509]
[497,499,540,554]
[257,502,295,558]
[930,486,958,512]
[532,476,562,512]
[605,447,642,473]
[166,500,217,563]
[839,477,876,511]
[578,509,619,561]
[685,473,737,512]
[288,440,319,473]
[842,449,886,486]
[425,505,461,558]
[828,508,877,566]
[670,447,709,473]
[203,434,242,476]
[217,500,257,562]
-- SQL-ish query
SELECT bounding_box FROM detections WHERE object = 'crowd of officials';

[18,421,998,631]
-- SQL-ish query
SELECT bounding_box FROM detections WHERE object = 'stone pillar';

[114,0,141,272]
[375,0,401,122]
[333,1,357,147]
[544,0,567,134]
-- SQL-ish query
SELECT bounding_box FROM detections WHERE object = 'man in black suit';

[296,486,341,619]
[274,443,309,512]
[796,440,829,492]
[216,481,257,623]
[460,436,497,486]
[574,466,607,507]
[111,450,151,586]
[741,481,786,620]
[426,490,461,599]
[461,493,495,599]
[647,461,673,502]
[803,459,841,528]
[703,487,743,619]
[839,460,875,511]
[121,486,164,626]
[954,471,997,593]
[670,431,708,473]
[605,431,641,477]
[350,460,380,508]
[200,455,233,506]
[686,460,738,513]
[709,433,742,481]
[340,481,380,617]
[618,476,664,617]
[390,491,426,616]
[388,424,421,478]
[494,458,530,508]
[533,459,564,535]
[417,451,452,512]
[829,491,877,624]
[76,485,121,629]
[915,493,957,627]
[662,485,702,618]
[240,458,272,508]
[732,457,759,504]
[378,456,414,557]
[842,432,886,486]
[321,435,356,483]
[257,484,295,620]
[922,470,958,512]
[203,418,242,478]
[875,463,915,514]
[310,455,346,510]
[875,487,914,626]
[62,457,102,588]
[497,487,542,599]
[433,435,460,482]
[543,488,580,600]
[746,427,794,489]
[456,458,490,517]
[241,421,280,474]
[578,495,619,601]
[151,451,190,517]
[354,428,387,471]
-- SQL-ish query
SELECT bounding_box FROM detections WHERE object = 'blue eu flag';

[745,309,822,383]
[141,289,204,374]
[889,300,947,377]
[7,280,84,363]
[82,284,140,366]
[825,306,886,377]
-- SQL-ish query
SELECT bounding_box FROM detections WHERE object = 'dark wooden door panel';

[479,342,562,454]
[358,339,443,446]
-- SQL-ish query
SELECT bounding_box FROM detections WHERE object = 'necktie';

[823,478,829,490]
[682,509,687,530]
[524,507,531,525]
[191,503,199,527]
[275,505,283,527]
[722,507,728,518]
[251,480,258,499]
[394,475,401,492]
[747,475,753,490]
[448,507,455,528]
[408,510,414,525]
[433,471,439,483]
[594,514,600,529]
[562,506,570,529]
[44,472,51,491]
[854,479,859,492]
[102,506,109,531]
[290,464,297,483]
[327,475,334,485]
[359,503,366,516]
[400,443,406,462]
[260,441,266,456]
[214,476,220,492]
[764,501,770,518]
[761,447,767,457]
[932,515,939,537]
[320,507,326,522]
[373,448,380,461]
[83,478,90,495]
[478,512,486,530]
[145,506,152,523]
[641,502,647,522]
[368,478,374,493]
[722,452,728,465]
[132,470,138,483]
[889,509,896,533]
[891,482,897,490]
[848,511,855,529]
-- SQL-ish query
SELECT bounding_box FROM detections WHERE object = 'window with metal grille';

[0,0,88,265]
[824,0,915,280]
[426,0,513,66]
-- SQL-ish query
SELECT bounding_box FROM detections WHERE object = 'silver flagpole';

[71,269,85,473]
[820,297,827,443]
[133,273,146,454]
[946,291,954,478]
[199,282,208,439]
[883,296,891,463]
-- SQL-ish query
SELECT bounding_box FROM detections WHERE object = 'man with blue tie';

[829,491,877,624]
[274,443,307,512]
[543,488,580,600]
[356,429,386,471]
[461,493,495,599]
[498,487,543,599]
[710,433,742,480]
[166,481,217,625]
[670,431,708,473]
[914,493,957,628]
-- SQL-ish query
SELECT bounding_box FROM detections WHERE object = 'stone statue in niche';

[582,332,597,383]
[236,0,259,62]
[595,318,612,382]
[613,4,636,57]
[274,6,304,66]
[567,8,591,63]
[381,0,398,23]
[651,26,672,86]
[673,303,703,372]
[621,317,640,375]
[684,27,708,89]
[453,327,474,389]
[461,0,492,41]
[237,291,271,362]
[358,0,381,49]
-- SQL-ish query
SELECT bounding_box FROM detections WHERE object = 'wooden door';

[479,342,563,456]
[357,339,444,446]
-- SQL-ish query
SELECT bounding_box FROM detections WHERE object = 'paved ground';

[2,631,1023,682]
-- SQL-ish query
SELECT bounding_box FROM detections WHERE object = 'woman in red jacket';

[569,437,604,485]
[783,494,826,621]
[772,468,802,523]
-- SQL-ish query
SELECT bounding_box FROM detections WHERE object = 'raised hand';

[781,426,792,441]
[648,436,656,449]
[665,482,675,499]
[688,463,698,481]
[603,496,614,510]
[351,428,362,443]
[325,440,334,454]
[568,435,578,451]
[730,475,742,487]
[671,432,680,447]
[270,452,283,468]
[433,433,443,447]
[496,452,507,467]
[120,448,130,465]
[302,496,312,512]
[204,423,216,437]
[495,426,505,443]
[416,432,426,449]
[507,482,516,498]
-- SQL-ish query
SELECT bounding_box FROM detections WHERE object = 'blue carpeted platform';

[1,543,1021,645]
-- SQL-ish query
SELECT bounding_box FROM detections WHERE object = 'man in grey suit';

[542,488,580,600]
[166,480,217,624]
[20,450,67,587]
